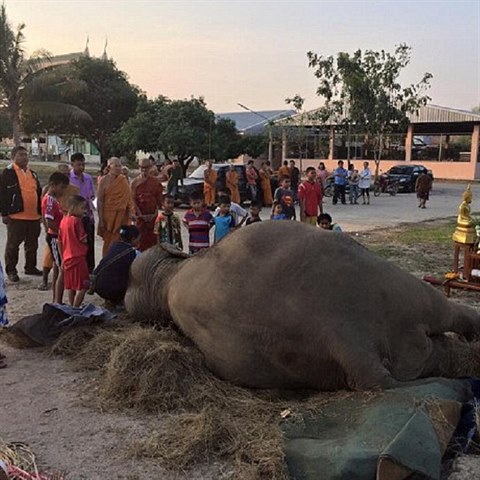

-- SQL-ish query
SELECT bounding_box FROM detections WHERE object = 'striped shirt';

[183,209,214,253]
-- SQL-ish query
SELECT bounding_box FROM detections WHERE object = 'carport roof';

[279,104,480,128]
[216,110,294,134]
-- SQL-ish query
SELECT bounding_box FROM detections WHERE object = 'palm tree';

[0,4,90,145]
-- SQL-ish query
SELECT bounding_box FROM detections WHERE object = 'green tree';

[0,4,90,145]
[114,96,246,172]
[29,56,139,163]
[306,44,432,175]
[472,105,480,115]
[242,133,268,159]
[210,117,244,162]
[0,107,12,138]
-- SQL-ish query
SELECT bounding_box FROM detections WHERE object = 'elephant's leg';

[329,337,402,390]
[430,304,480,340]
[449,304,480,340]
[420,335,480,378]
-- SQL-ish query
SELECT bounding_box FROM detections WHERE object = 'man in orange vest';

[0,146,42,282]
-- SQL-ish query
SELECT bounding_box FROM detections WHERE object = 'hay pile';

[52,324,341,479]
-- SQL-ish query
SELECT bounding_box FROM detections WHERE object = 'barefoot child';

[245,200,262,225]
[317,213,342,232]
[154,194,183,250]
[41,172,69,303]
[214,196,236,243]
[271,202,287,220]
[183,192,213,254]
[59,195,89,307]
[273,177,296,220]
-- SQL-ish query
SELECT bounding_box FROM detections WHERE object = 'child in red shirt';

[41,172,68,303]
[59,195,89,307]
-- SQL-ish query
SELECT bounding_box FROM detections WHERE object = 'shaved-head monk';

[131,158,164,251]
[97,157,134,256]
[203,160,217,208]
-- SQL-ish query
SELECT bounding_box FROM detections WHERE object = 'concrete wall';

[287,158,478,180]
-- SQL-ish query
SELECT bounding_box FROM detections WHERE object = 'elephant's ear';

[159,243,190,259]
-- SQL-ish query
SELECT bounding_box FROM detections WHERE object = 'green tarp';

[283,379,471,480]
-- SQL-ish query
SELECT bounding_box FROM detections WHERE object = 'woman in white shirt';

[359,161,372,205]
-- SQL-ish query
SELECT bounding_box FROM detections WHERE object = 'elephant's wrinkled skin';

[125,221,480,391]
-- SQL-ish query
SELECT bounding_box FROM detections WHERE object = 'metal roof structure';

[279,104,480,128]
[216,110,295,135]
[408,104,480,123]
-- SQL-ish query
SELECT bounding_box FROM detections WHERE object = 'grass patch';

[395,220,456,246]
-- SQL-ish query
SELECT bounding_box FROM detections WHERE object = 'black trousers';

[82,216,95,273]
[333,184,346,204]
[5,218,41,274]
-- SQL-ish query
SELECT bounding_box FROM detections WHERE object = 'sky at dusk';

[6,0,480,113]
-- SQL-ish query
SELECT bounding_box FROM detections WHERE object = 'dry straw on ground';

[51,323,345,479]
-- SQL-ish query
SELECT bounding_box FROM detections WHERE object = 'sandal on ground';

[37,284,49,291]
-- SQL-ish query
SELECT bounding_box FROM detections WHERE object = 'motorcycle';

[373,173,399,196]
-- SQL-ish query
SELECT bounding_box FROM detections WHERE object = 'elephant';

[125,221,480,391]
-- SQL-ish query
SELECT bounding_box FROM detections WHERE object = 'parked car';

[386,164,434,193]
[173,163,249,206]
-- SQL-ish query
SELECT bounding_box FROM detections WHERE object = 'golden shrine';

[452,184,475,244]
[424,185,480,295]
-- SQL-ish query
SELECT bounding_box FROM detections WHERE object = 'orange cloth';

[278,166,291,179]
[58,184,80,214]
[203,168,218,206]
[99,174,132,256]
[260,170,273,206]
[133,176,163,251]
[10,163,41,220]
[226,171,240,204]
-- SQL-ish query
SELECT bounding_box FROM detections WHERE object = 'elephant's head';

[125,243,189,326]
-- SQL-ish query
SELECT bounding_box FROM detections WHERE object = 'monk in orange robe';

[226,165,240,204]
[131,158,164,251]
[278,160,291,179]
[203,160,218,207]
[259,163,273,206]
[97,157,134,256]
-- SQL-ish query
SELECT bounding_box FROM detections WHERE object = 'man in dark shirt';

[167,159,184,198]
[289,160,300,201]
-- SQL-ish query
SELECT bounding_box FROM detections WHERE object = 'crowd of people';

[0,150,344,318]
[0,148,436,368]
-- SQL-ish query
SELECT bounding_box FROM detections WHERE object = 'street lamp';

[237,103,273,163]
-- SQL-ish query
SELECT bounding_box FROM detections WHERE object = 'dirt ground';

[1,220,480,479]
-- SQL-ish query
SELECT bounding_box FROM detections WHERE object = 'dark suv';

[386,164,434,193]
[174,163,249,206]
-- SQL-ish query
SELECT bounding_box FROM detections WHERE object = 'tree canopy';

[25,56,139,162]
[305,44,432,172]
[113,96,246,172]
[0,3,91,145]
